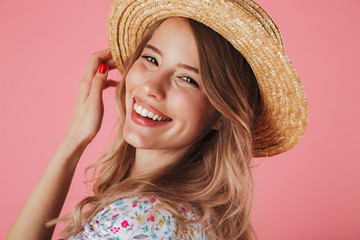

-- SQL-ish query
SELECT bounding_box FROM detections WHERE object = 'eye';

[141,55,158,66]
[181,76,199,88]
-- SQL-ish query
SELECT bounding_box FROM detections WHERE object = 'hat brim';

[107,0,308,157]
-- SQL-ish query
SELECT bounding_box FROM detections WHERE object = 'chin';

[123,129,151,149]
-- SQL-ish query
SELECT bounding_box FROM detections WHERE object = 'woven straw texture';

[107,0,308,157]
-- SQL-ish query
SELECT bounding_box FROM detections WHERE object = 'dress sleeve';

[68,196,179,240]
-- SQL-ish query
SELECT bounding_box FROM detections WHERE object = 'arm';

[6,48,118,240]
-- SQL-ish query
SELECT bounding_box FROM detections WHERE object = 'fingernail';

[98,63,107,74]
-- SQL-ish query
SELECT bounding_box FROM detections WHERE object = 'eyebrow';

[177,63,199,74]
[144,44,199,75]
[144,44,163,57]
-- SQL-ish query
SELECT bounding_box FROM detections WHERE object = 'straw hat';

[107,0,308,157]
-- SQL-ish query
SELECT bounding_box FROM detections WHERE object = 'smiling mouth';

[133,99,172,122]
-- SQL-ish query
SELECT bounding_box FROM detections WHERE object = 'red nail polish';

[99,63,107,74]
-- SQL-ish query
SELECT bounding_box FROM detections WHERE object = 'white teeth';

[133,102,169,121]
[148,112,154,118]
[136,105,143,114]
[140,108,149,117]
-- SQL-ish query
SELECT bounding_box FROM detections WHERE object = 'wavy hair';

[59,18,260,240]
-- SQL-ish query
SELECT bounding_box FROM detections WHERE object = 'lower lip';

[131,107,172,127]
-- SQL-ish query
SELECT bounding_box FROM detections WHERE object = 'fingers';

[88,63,109,102]
[83,49,117,81]
[87,65,118,101]
[77,49,118,103]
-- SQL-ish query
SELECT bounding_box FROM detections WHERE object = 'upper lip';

[133,96,172,120]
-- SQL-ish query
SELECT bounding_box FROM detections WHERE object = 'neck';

[130,148,188,177]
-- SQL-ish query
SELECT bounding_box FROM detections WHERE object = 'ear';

[211,115,222,131]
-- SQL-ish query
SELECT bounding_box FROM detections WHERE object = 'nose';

[141,70,170,100]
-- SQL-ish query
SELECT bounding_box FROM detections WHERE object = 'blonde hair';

[59,18,260,240]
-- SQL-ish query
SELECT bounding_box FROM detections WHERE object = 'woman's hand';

[65,48,118,145]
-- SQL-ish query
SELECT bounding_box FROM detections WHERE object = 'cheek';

[125,62,144,105]
[174,93,216,127]
[126,61,147,89]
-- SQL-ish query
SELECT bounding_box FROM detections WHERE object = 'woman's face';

[123,17,217,154]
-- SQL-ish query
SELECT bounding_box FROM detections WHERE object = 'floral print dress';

[68,196,207,239]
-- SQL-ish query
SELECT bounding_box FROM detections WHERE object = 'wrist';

[61,132,90,153]
[50,132,91,169]
[63,125,94,147]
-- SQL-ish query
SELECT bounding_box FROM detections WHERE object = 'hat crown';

[232,0,284,49]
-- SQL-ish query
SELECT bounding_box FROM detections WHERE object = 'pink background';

[1,0,359,239]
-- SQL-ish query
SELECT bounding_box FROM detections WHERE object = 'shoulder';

[68,196,207,239]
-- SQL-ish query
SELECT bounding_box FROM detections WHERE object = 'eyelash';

[181,76,199,87]
[142,55,158,66]
[141,55,199,88]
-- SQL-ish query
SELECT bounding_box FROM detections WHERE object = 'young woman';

[6,0,308,239]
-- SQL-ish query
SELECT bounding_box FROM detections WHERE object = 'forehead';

[146,18,199,66]
[151,17,194,39]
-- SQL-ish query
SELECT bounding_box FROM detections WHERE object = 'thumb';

[89,63,108,101]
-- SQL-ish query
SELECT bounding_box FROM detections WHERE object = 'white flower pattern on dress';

[68,196,207,240]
